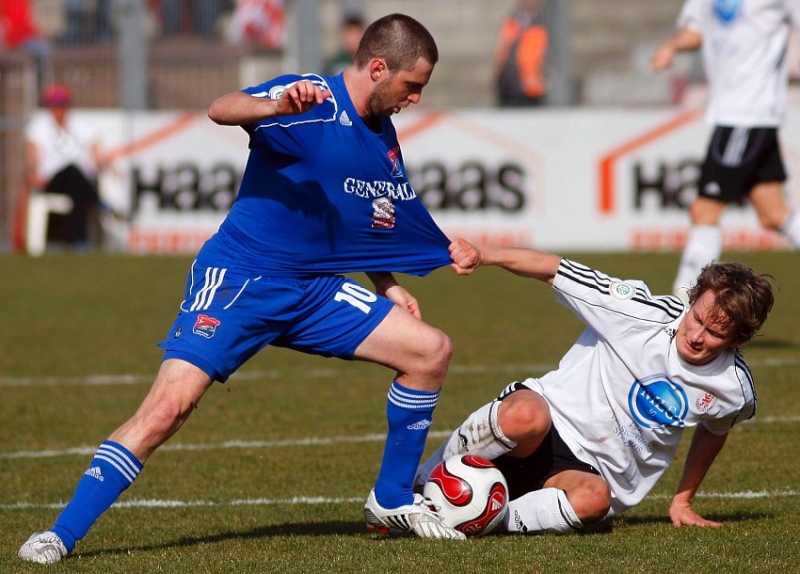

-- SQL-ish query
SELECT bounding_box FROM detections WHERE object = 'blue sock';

[374,381,440,509]
[52,440,143,551]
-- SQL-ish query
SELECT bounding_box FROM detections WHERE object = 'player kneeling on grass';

[417,239,774,534]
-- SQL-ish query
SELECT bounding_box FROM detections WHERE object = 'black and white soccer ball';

[423,454,509,537]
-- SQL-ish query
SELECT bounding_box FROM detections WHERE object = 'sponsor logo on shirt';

[696,392,717,413]
[343,178,417,200]
[628,374,689,428]
[714,0,742,25]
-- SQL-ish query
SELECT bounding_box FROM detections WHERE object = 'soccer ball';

[423,454,509,536]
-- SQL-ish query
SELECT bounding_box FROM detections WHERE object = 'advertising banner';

[60,106,799,253]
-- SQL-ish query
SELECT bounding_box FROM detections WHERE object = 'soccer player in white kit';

[652,0,800,301]
[415,238,774,534]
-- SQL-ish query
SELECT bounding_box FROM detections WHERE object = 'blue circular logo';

[628,375,688,428]
[714,0,742,24]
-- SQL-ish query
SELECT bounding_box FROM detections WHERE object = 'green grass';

[1,251,798,574]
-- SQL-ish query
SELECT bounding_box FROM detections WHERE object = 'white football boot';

[364,489,466,540]
[18,531,69,564]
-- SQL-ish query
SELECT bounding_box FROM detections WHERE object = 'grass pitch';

[1,251,799,574]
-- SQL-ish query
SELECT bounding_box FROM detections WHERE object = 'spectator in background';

[61,0,115,44]
[324,14,364,76]
[24,84,105,249]
[161,0,222,36]
[652,0,800,301]
[225,0,284,48]
[494,0,548,107]
[0,0,51,88]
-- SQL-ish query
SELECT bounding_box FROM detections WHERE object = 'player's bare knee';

[417,328,453,379]
[499,392,551,442]
[572,482,612,523]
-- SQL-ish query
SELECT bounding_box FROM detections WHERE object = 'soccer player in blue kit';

[19,13,465,564]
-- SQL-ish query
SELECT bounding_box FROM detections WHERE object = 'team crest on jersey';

[370,197,396,229]
[628,374,689,429]
[387,146,404,178]
[609,282,635,300]
[696,392,717,413]
[713,0,742,24]
[193,314,221,339]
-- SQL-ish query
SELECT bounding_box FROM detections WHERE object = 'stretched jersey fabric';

[202,73,451,277]
[678,0,800,127]
[521,258,756,516]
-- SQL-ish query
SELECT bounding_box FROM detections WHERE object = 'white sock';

[779,211,800,248]
[414,400,517,488]
[444,399,517,459]
[502,488,583,534]
[674,225,722,294]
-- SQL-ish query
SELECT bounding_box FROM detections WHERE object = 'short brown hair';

[352,13,439,72]
[688,262,774,344]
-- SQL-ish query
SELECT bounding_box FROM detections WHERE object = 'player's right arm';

[449,238,561,284]
[208,80,331,126]
[651,26,703,71]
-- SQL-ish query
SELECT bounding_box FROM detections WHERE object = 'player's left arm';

[669,424,728,527]
[208,81,331,126]
[366,272,421,319]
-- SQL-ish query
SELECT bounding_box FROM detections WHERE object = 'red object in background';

[0,0,42,48]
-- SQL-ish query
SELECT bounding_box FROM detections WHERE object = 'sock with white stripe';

[502,488,583,534]
[674,225,722,294]
[51,440,143,552]
[414,400,517,489]
[374,381,439,509]
[779,211,800,248]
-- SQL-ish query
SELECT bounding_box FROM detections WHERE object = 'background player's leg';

[749,182,800,247]
[673,197,726,298]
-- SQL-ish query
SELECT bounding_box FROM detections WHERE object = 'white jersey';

[25,111,99,184]
[521,258,756,516]
[678,0,800,127]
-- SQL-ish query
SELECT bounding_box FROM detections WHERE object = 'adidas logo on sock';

[339,110,352,126]
[407,419,432,431]
[85,466,104,482]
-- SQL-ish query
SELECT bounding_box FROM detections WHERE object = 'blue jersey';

[204,73,451,277]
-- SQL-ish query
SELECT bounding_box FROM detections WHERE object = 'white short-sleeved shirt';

[521,258,756,516]
[25,111,99,184]
[678,0,800,127]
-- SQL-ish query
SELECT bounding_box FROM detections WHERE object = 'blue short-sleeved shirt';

[201,72,451,277]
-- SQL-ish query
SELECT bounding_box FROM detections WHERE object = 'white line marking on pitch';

[1,358,796,387]
[3,413,800,461]
[1,490,797,511]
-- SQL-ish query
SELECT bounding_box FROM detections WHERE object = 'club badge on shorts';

[193,314,221,339]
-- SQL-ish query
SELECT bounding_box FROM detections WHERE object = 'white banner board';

[68,106,799,253]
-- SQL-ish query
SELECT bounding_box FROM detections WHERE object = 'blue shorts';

[159,259,395,382]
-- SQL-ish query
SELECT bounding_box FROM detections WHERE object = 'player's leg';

[272,275,463,539]
[415,382,550,486]
[353,306,459,530]
[673,197,726,299]
[503,470,610,534]
[749,181,800,246]
[19,359,213,564]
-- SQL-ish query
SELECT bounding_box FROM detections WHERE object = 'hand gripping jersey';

[679,0,800,127]
[521,259,756,516]
[203,73,451,277]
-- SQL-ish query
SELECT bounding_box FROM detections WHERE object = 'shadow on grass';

[77,520,372,558]
[75,511,774,559]
[617,512,772,526]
